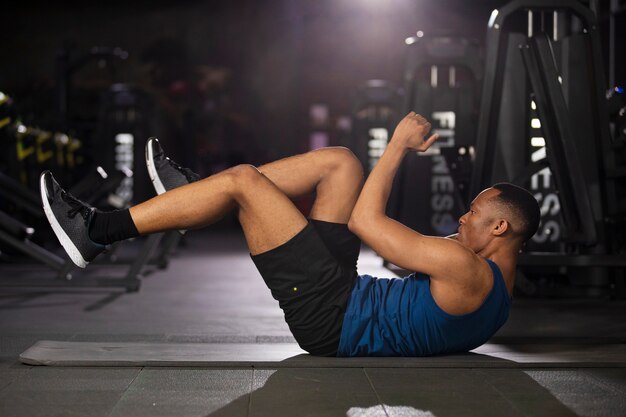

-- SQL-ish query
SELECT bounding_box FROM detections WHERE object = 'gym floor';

[1,229,625,417]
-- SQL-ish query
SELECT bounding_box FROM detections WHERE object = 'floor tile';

[525,369,626,417]
[0,404,113,417]
[367,368,579,417]
[109,369,253,417]
[0,367,140,407]
[0,368,31,391]
[247,368,380,417]
[474,369,581,417]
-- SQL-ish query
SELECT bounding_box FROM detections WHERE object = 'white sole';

[146,139,167,195]
[40,174,88,268]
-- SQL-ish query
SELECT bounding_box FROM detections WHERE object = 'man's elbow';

[348,210,370,235]
[347,215,361,234]
[348,211,384,238]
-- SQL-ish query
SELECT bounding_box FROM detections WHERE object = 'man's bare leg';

[129,147,364,254]
[258,147,364,223]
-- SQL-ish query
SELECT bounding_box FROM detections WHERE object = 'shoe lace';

[166,157,200,183]
[62,191,93,224]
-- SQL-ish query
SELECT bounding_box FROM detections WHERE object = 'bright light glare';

[115,133,134,144]
[531,137,546,147]
[531,148,547,162]
[347,406,435,417]
[96,166,109,179]
[405,37,416,45]
[55,133,69,145]
[531,118,541,128]
[488,9,499,28]
[416,30,424,37]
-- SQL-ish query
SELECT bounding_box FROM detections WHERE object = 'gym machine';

[0,167,147,292]
[56,46,177,268]
[1,46,182,292]
[0,171,74,281]
[0,171,180,292]
[56,45,129,133]
[0,92,83,191]
[388,34,483,236]
[0,104,177,291]
[91,83,181,269]
[94,83,157,204]
[350,80,402,176]
[470,0,626,297]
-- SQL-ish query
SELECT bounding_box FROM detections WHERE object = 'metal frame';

[0,228,74,280]
[0,229,167,293]
[351,79,402,176]
[0,170,174,292]
[470,0,611,202]
[520,34,597,243]
[402,35,483,117]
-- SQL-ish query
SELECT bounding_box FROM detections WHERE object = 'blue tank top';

[337,259,511,357]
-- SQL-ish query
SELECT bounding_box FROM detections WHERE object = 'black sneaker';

[145,137,200,195]
[40,171,105,268]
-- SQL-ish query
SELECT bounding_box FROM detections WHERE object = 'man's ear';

[493,219,508,236]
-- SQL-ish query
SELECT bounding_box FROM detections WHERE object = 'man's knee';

[321,147,364,179]
[224,164,264,187]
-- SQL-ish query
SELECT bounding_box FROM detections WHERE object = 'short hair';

[491,183,541,243]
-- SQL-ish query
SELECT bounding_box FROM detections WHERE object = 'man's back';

[337,259,511,357]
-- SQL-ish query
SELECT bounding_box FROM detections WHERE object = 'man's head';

[457,183,540,253]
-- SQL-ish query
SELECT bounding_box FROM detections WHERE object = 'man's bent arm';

[350,139,407,222]
[349,112,429,225]
[348,113,478,280]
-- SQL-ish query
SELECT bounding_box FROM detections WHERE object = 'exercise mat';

[20,340,626,368]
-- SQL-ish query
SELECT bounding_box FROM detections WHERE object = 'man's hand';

[390,112,439,152]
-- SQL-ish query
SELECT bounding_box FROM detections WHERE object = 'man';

[41,112,540,357]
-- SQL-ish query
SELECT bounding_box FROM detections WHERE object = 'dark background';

[1,0,622,170]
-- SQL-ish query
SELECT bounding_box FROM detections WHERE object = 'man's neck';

[478,240,520,296]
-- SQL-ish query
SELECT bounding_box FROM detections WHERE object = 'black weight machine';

[0,166,176,292]
[470,0,626,298]
[57,45,182,271]
[0,92,84,192]
[0,164,157,291]
[350,80,403,176]
[0,49,181,291]
[56,46,182,284]
[0,171,74,281]
[92,83,183,271]
[388,34,483,237]
[56,46,129,133]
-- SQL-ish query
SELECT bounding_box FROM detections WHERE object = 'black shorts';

[250,219,361,356]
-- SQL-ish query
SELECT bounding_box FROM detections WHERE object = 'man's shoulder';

[429,254,494,313]
[426,238,484,282]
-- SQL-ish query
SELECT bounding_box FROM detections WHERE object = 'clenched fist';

[390,112,439,152]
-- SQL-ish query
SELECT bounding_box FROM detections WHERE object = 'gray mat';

[20,340,626,368]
